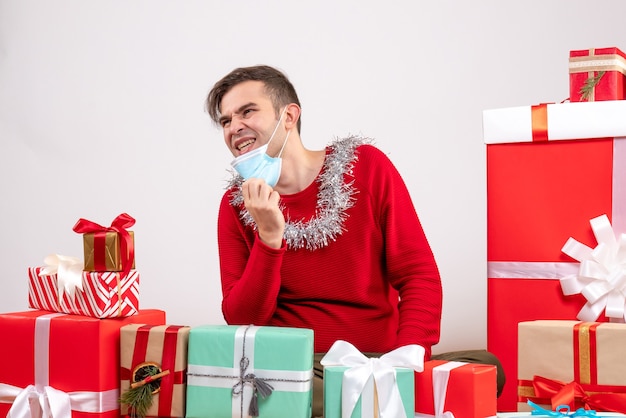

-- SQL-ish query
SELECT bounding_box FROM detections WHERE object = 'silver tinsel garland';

[227,136,369,251]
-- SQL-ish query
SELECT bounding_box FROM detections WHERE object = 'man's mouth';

[236,139,255,153]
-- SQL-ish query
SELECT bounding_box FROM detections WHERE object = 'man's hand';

[241,178,285,248]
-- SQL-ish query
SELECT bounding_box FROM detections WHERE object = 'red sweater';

[217,140,442,357]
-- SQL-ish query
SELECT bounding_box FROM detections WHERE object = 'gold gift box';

[83,230,135,272]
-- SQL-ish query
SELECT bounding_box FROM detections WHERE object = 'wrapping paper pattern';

[120,324,190,417]
[0,309,166,418]
[28,266,139,318]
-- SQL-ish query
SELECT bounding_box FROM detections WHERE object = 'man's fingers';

[242,178,273,201]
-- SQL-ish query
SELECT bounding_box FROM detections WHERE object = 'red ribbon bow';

[72,213,135,282]
[533,375,626,414]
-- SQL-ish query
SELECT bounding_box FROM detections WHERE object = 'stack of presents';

[0,212,497,418]
[1,46,626,418]
[485,47,626,415]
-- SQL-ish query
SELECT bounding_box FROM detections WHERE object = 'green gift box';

[323,366,414,418]
[186,325,314,418]
[321,340,423,418]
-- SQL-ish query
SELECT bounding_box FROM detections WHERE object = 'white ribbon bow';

[0,383,119,418]
[1,384,71,418]
[38,254,84,299]
[320,340,425,418]
[560,214,626,322]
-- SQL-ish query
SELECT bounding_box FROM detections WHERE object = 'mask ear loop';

[276,129,291,158]
[266,106,289,148]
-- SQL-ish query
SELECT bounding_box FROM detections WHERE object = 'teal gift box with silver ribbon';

[186,325,314,418]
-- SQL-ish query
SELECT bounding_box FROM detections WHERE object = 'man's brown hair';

[206,65,302,132]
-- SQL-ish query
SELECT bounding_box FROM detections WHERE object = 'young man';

[207,65,504,416]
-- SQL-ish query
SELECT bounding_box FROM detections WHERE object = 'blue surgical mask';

[230,107,290,188]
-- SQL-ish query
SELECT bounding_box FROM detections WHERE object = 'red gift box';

[28,266,140,318]
[0,309,166,418]
[120,324,190,418]
[569,47,626,102]
[483,102,626,411]
[414,360,497,418]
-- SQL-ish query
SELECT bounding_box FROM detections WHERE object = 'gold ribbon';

[569,52,626,74]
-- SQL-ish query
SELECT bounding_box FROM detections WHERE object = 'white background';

[1,0,625,354]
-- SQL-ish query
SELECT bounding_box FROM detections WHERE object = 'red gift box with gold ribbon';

[569,47,626,102]
[120,324,190,418]
[483,101,626,411]
[0,309,166,418]
[518,320,626,413]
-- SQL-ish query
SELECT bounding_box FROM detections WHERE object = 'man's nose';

[228,114,245,135]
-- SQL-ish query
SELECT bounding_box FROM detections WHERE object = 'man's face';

[219,80,280,158]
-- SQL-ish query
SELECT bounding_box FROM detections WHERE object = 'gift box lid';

[569,46,626,74]
[483,101,626,144]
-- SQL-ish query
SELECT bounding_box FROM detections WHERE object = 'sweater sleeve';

[217,190,286,325]
[357,145,443,359]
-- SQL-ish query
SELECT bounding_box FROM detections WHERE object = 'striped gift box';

[28,266,139,318]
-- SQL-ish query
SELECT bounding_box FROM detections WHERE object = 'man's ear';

[284,103,301,130]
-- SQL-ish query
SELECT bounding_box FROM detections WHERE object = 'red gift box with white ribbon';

[414,360,497,418]
[483,100,626,411]
[0,309,166,418]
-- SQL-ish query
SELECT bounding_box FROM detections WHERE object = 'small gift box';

[517,320,626,414]
[0,309,166,418]
[73,213,136,273]
[120,324,191,418]
[414,360,497,418]
[28,256,140,318]
[186,325,314,418]
[569,47,626,102]
[482,100,626,411]
[321,340,423,418]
